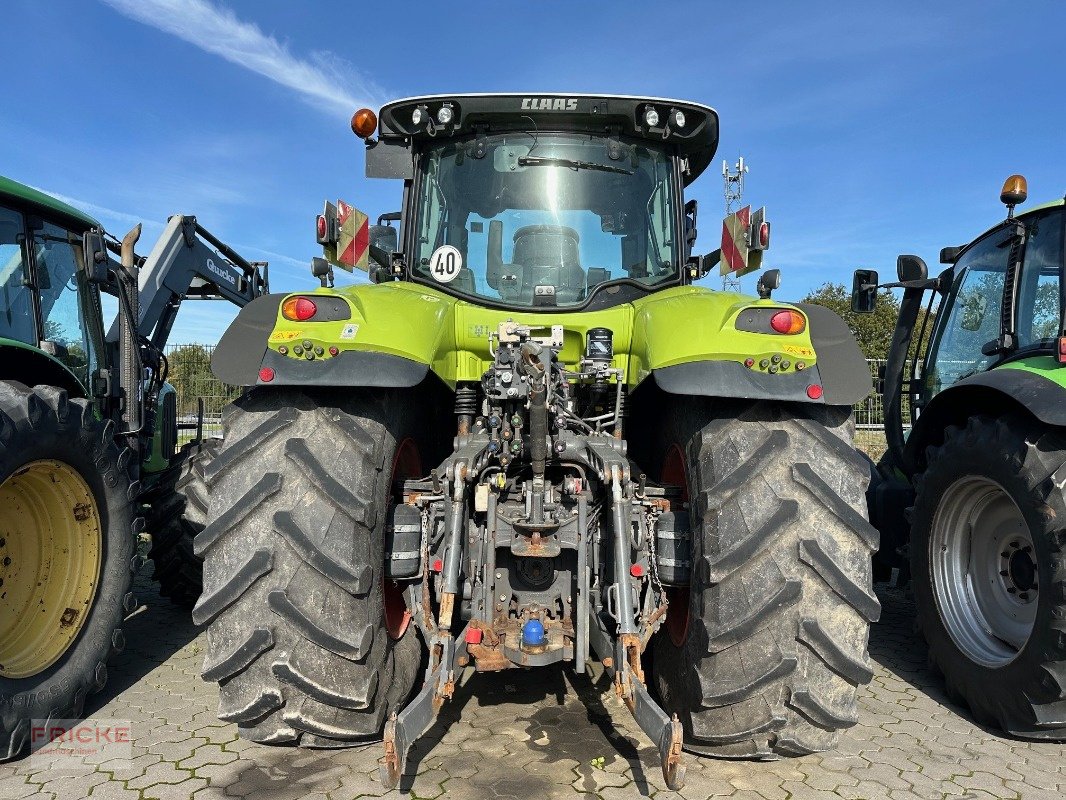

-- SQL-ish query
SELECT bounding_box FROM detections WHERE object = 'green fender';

[0,339,87,396]
[903,356,1066,472]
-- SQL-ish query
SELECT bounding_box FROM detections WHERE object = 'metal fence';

[164,345,906,440]
[853,358,913,430]
[165,344,238,443]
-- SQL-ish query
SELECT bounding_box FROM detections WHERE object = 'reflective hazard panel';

[336,200,370,271]
[720,205,762,278]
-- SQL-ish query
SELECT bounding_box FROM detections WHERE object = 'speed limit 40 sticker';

[429,244,463,283]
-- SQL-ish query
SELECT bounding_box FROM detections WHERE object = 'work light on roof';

[672,109,686,128]
[411,106,427,127]
[437,104,454,125]
[643,105,659,128]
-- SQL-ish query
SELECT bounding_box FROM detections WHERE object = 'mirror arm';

[878,278,939,291]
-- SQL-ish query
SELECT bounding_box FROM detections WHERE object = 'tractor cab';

[0,178,109,394]
[331,94,725,309]
[920,177,1064,403]
[855,175,1066,473]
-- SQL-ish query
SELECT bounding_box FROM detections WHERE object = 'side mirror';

[939,246,962,265]
[81,230,110,284]
[683,198,698,253]
[369,224,398,254]
[851,268,879,314]
[756,268,781,299]
[896,254,928,283]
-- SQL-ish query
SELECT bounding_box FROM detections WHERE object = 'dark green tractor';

[860,175,1066,738]
[0,176,266,759]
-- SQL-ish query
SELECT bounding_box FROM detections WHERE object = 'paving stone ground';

[2,571,1064,800]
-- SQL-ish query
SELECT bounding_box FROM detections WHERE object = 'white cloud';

[32,187,147,229]
[30,185,307,275]
[100,0,383,116]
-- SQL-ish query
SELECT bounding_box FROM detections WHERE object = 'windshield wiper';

[517,156,632,175]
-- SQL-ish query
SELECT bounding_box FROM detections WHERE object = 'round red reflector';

[630,564,644,578]
[759,221,770,248]
[316,215,327,239]
[351,107,378,138]
[282,296,318,321]
[806,384,823,400]
[328,346,339,356]
[770,310,805,335]
[744,358,755,368]
[432,558,443,573]
[258,367,275,383]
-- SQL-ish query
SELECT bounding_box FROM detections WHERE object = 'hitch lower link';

[379,631,685,792]
[613,638,686,790]
[381,462,685,791]
[380,633,461,789]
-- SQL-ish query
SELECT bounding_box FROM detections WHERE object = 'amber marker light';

[770,309,806,335]
[351,107,377,139]
[282,296,317,321]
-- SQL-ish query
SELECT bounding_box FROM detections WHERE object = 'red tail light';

[258,367,275,383]
[770,310,806,335]
[282,296,317,321]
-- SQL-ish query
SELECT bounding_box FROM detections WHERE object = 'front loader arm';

[107,215,269,350]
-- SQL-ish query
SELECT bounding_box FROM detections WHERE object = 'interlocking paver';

[2,576,1066,800]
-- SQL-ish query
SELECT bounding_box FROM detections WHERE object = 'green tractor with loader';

[0,176,267,759]
[860,175,1066,740]
[199,94,878,788]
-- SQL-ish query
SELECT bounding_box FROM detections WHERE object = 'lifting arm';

[107,215,269,350]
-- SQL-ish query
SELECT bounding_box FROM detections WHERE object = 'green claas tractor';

[859,175,1066,740]
[200,94,877,788]
[0,176,267,759]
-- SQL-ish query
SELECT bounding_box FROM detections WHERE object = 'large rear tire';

[0,382,138,761]
[911,414,1066,739]
[146,439,220,607]
[194,389,422,746]
[651,399,880,758]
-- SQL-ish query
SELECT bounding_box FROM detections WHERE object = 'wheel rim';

[930,476,1036,667]
[660,444,691,647]
[0,460,102,678]
[384,438,421,640]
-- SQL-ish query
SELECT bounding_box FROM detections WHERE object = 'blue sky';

[3,0,1064,343]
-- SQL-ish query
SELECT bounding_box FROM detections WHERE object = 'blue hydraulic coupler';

[521,619,546,648]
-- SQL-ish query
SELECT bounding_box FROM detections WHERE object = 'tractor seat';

[509,225,586,304]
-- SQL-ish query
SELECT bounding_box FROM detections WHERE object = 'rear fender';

[210,290,448,388]
[0,342,86,396]
[903,363,1066,473]
[631,291,870,406]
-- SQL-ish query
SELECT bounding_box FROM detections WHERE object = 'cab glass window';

[1016,208,1064,348]
[411,133,679,307]
[33,221,100,385]
[926,229,1010,395]
[0,207,34,344]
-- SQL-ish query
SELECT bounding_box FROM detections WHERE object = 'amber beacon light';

[351,108,378,139]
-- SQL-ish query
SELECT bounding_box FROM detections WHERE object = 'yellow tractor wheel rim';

[0,459,102,679]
